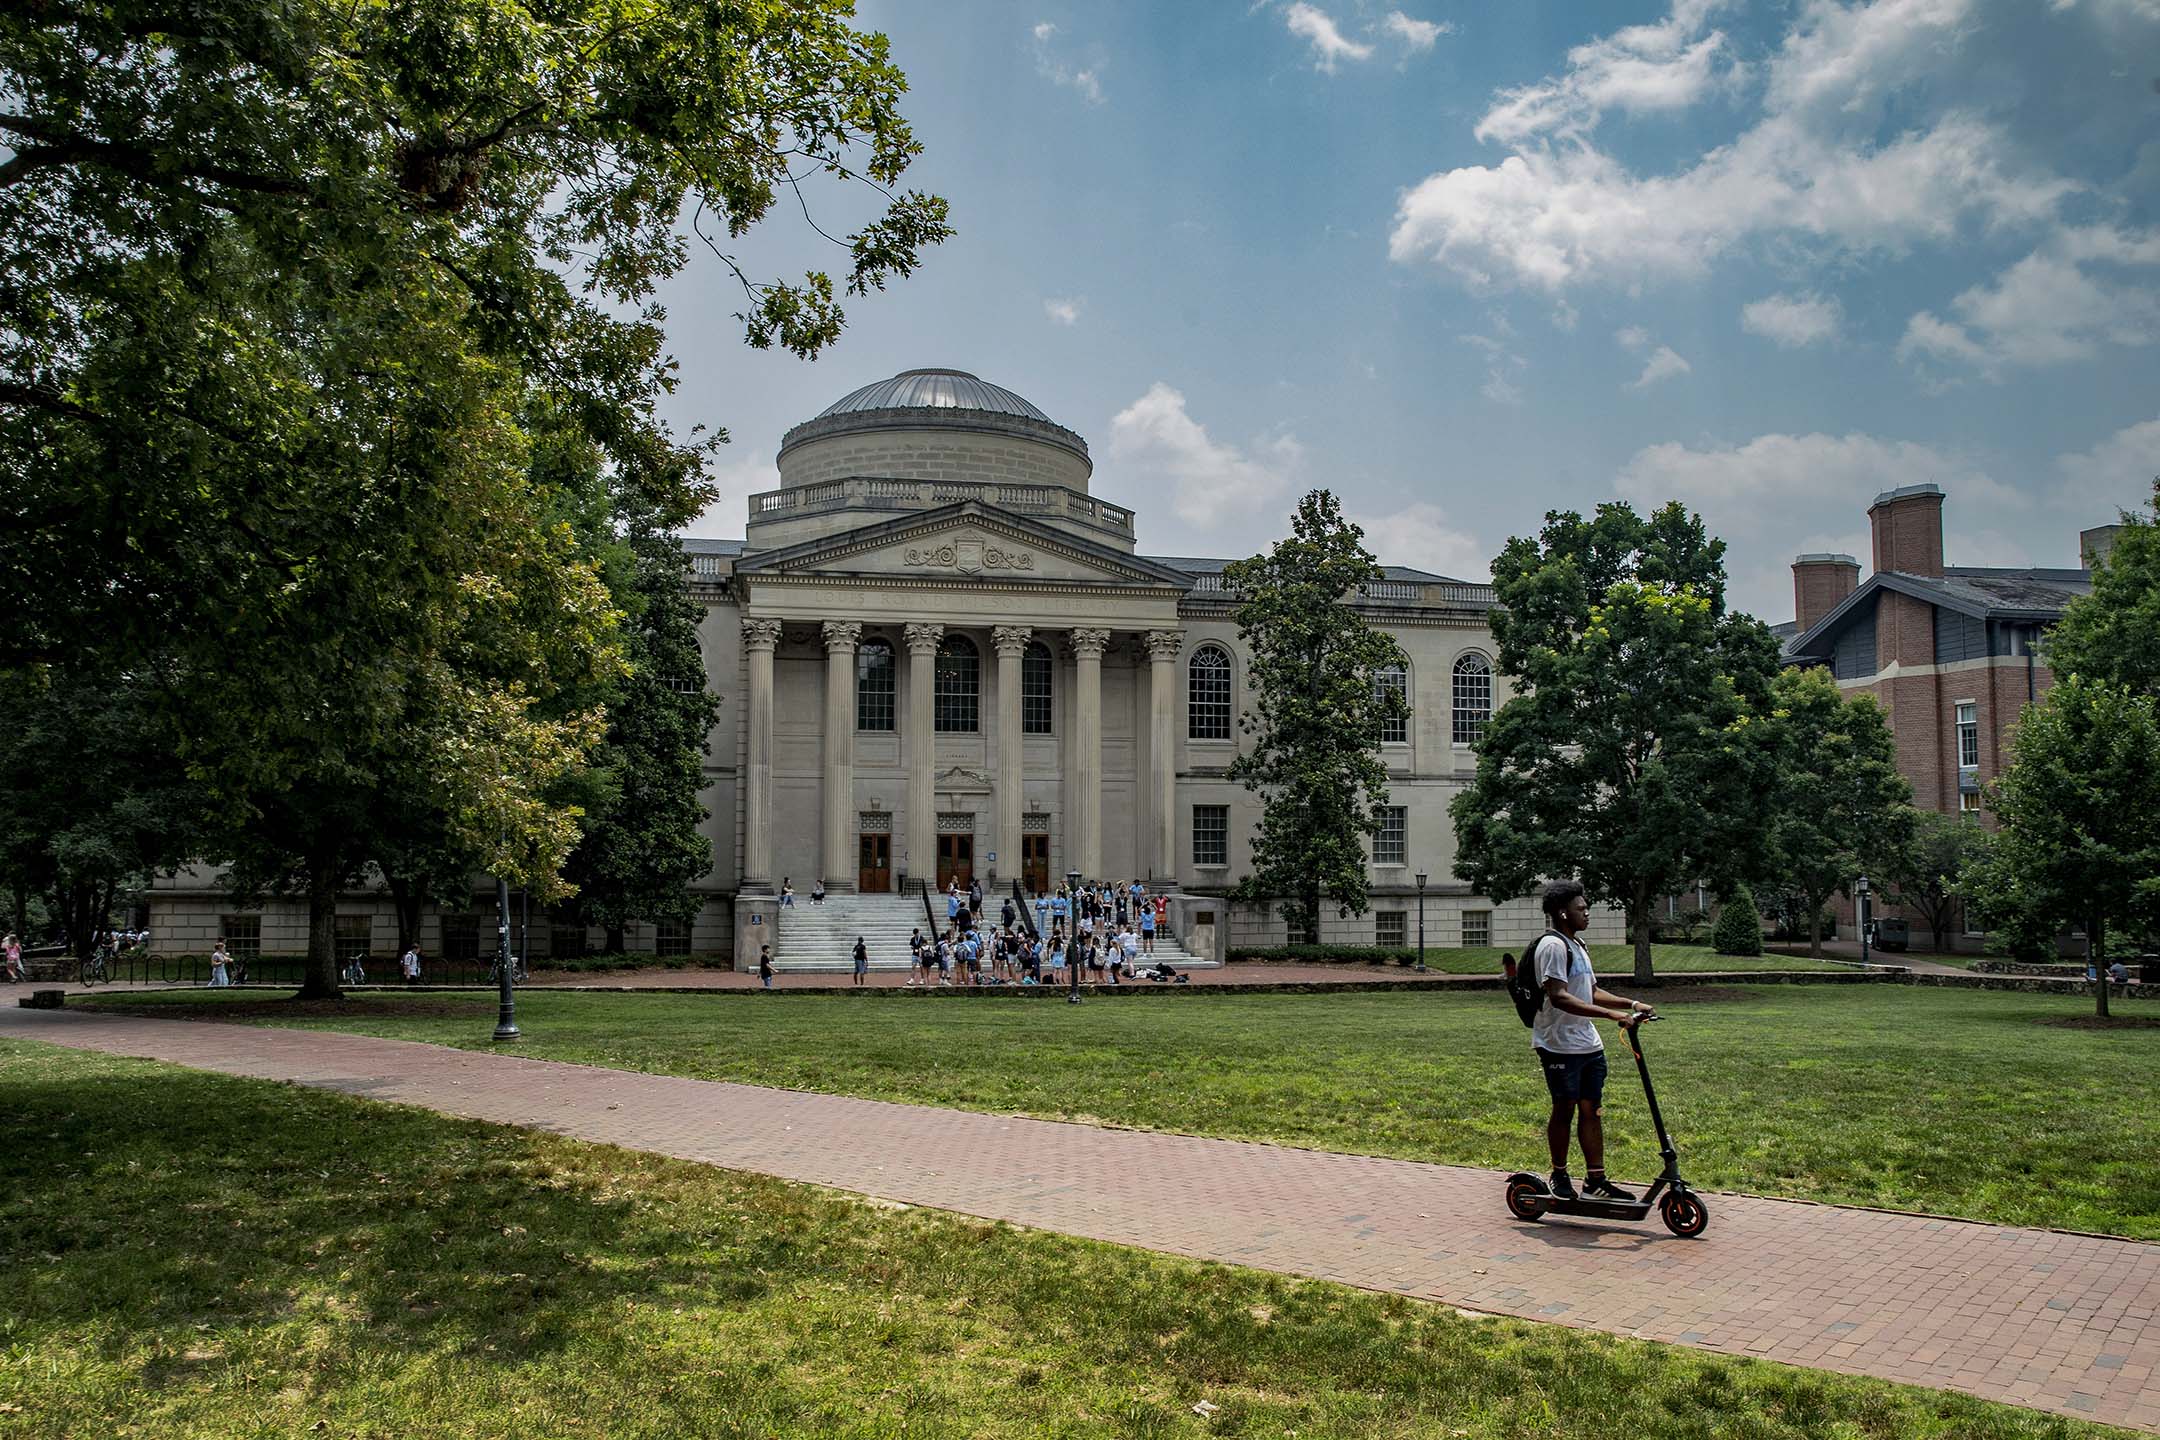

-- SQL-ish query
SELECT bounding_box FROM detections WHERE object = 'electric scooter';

[1503,1014,1710,1237]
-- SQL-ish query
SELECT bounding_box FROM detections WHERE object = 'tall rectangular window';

[1374,665,1408,744]
[1192,805,1229,867]
[856,638,895,732]
[1374,911,1407,947]
[1188,646,1233,740]
[334,914,373,960]
[1959,790,1982,815]
[219,915,262,962]
[1374,807,1407,866]
[1022,641,1055,734]
[1955,701,1979,769]
[653,917,692,958]
[1462,909,1492,948]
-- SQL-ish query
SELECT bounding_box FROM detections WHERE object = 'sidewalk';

[3,1004,2154,1433]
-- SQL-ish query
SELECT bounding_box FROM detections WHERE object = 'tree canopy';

[2044,478,2160,696]
[1452,501,1782,980]
[1223,491,1410,942]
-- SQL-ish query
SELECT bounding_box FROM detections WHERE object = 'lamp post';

[1415,871,1429,973]
[492,870,519,1041]
[1066,868,1083,1004]
[1855,874,1871,967]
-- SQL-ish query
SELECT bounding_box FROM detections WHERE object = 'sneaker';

[1583,1175,1636,1202]
[1548,1170,1578,1202]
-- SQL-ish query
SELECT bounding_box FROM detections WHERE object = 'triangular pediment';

[735,502,1192,588]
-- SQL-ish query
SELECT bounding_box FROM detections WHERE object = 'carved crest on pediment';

[902,536,1036,576]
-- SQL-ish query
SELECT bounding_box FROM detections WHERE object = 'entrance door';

[1022,834,1050,895]
[936,834,974,890]
[858,834,891,894]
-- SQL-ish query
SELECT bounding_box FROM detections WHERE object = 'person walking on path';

[4,933,22,982]
[400,944,422,985]
[852,936,868,986]
[208,939,231,988]
[1530,880,1655,1204]
[758,945,774,989]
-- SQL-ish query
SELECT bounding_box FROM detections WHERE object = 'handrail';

[920,878,939,937]
[1011,878,1040,941]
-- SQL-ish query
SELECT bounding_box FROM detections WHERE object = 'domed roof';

[815,368,1053,424]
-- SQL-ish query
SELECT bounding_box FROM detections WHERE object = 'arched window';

[1452,652,1492,745]
[1373,662,1408,744]
[855,637,895,732]
[1188,645,1232,740]
[1022,640,1055,734]
[935,635,980,732]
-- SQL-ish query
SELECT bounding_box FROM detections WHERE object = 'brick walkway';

[4,1006,2156,1433]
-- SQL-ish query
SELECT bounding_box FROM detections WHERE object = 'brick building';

[1778,483,2103,947]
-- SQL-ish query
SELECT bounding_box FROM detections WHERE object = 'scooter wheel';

[1660,1190,1709,1238]
[1505,1177,1549,1222]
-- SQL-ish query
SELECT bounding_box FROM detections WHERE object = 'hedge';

[1227,945,1429,967]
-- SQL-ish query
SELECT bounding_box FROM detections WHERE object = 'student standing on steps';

[851,936,868,986]
[1530,880,1655,1204]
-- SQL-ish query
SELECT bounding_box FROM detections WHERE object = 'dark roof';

[1145,555,1465,584]
[681,537,746,557]
[1786,564,2090,663]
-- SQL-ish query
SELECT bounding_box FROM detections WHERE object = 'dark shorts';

[1535,1047,1608,1105]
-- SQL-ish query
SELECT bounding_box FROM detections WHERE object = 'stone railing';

[689,554,729,581]
[1184,574,1496,608]
[747,477,1136,541]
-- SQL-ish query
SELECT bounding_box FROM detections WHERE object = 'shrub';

[1227,945,1424,967]
[1711,887,1765,956]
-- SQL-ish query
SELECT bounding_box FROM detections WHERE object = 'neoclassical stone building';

[148,367,1616,963]
[680,368,1608,964]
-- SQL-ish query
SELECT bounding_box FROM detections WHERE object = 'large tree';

[1223,491,1410,943]
[1453,502,1782,980]
[1,0,949,993]
[1763,667,1915,956]
[2044,478,2160,696]
[1884,810,1990,954]
[563,528,720,952]
[1961,676,2160,1017]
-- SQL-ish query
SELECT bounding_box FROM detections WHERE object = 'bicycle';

[341,952,368,987]
[80,946,112,986]
[487,953,530,985]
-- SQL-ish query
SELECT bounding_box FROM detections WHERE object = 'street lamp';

[1415,871,1429,972]
[1066,868,1083,1004]
[1855,873,1871,967]
[493,868,519,1041]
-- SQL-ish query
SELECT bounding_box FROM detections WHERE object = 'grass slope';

[89,983,2160,1238]
[0,1039,2131,1440]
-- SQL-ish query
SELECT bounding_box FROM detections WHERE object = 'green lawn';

[0,1040,2131,1440]
[1408,943,1850,974]
[89,982,2160,1238]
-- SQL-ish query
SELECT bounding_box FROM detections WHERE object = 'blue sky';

[671,0,2160,621]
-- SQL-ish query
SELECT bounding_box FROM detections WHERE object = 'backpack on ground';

[1503,930,1569,1028]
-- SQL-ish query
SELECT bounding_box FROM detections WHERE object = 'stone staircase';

[772,890,1211,972]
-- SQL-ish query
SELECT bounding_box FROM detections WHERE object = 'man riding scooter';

[1530,880,1656,1203]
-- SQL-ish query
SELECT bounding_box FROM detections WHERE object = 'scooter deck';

[1541,1196,1653,1221]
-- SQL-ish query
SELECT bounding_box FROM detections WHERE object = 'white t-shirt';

[1531,932,1602,1056]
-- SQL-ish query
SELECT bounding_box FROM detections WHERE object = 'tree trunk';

[386,874,423,956]
[2092,911,2110,1020]
[297,859,344,999]
[9,884,25,944]
[1631,894,1654,983]
[1807,892,1825,957]
[604,924,625,955]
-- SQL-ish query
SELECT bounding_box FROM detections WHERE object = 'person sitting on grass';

[1531,879,1655,1204]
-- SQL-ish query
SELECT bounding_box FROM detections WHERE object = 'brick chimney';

[1869,483,1945,578]
[1792,553,1861,632]
[2082,524,2122,570]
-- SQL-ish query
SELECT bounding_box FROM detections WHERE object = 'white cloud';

[1899,226,2160,377]
[1043,297,1083,326]
[2054,415,2160,504]
[1032,21,1105,104]
[1383,12,1450,54]
[1476,0,1733,145]
[1285,3,1374,71]
[1461,331,1528,405]
[1391,0,2076,292]
[1107,383,1298,527]
[1629,345,1693,389]
[1349,502,1491,580]
[1742,292,1843,347]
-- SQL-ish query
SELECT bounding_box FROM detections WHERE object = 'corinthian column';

[993,626,1032,886]
[1145,630,1184,884]
[821,621,862,893]
[741,618,784,892]
[903,622,944,891]
[1069,627,1112,881]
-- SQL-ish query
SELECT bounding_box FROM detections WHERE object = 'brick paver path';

[5,1006,2157,1432]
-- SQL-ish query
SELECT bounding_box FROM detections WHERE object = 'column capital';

[822,620,863,654]
[1144,629,1184,664]
[1068,626,1113,660]
[742,617,784,653]
[991,625,1034,659]
[903,621,945,657]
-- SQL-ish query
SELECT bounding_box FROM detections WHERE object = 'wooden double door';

[936,835,973,890]
[1021,834,1049,895]
[858,835,891,893]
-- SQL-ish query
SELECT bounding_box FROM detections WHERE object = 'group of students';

[903,877,1183,988]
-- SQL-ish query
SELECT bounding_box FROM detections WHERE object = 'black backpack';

[1504,930,1569,1027]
